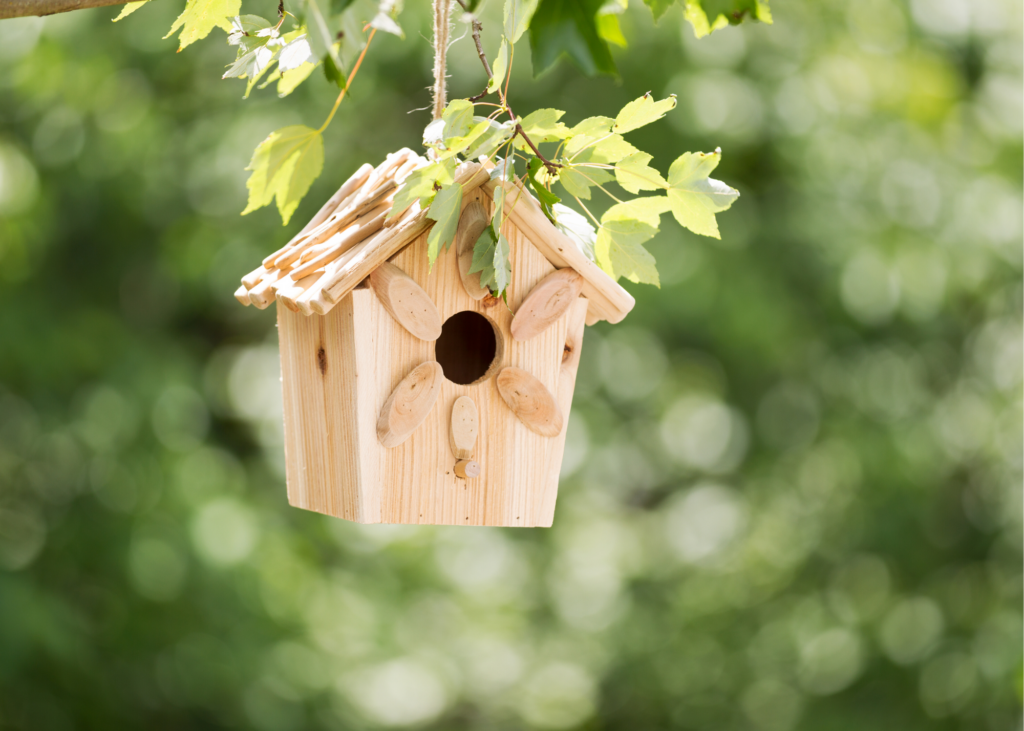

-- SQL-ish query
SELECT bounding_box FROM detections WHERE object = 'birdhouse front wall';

[277,187,589,527]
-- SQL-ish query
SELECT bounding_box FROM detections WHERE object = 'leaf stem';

[318,27,377,134]
[574,169,623,203]
[573,195,601,228]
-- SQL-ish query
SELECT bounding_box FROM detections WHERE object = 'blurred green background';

[0,0,1021,729]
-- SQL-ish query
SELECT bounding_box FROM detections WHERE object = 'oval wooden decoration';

[370,261,443,341]
[496,367,563,438]
[510,268,584,342]
[449,396,479,460]
[455,200,490,301]
[377,361,444,448]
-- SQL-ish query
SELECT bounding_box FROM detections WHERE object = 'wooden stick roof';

[235,148,635,325]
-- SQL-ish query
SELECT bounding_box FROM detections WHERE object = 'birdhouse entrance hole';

[434,311,500,385]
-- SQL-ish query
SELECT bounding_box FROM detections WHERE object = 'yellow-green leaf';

[564,116,614,156]
[444,120,491,158]
[558,165,613,200]
[595,200,664,286]
[488,39,508,94]
[426,183,463,263]
[389,162,453,220]
[615,152,668,194]
[442,100,475,143]
[113,0,150,22]
[566,131,636,162]
[165,0,241,51]
[596,12,627,48]
[666,148,739,239]
[242,125,324,225]
[513,108,570,152]
[613,93,677,134]
[278,62,318,96]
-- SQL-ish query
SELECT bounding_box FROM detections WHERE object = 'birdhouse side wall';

[277,298,374,522]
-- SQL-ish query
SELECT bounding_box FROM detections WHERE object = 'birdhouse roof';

[234,148,635,325]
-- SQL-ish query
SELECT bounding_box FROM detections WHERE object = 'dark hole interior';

[434,311,498,385]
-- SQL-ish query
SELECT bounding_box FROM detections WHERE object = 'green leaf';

[305,0,345,73]
[613,93,678,134]
[683,0,772,38]
[165,0,241,50]
[528,0,617,77]
[464,119,515,160]
[527,156,560,219]
[227,14,275,47]
[330,0,357,13]
[389,162,453,219]
[222,15,283,95]
[666,148,739,238]
[437,120,491,162]
[596,11,627,47]
[615,152,668,194]
[112,0,150,21]
[224,42,277,82]
[243,125,325,225]
[469,226,497,290]
[513,108,570,152]
[642,0,675,22]
[504,0,540,43]
[488,39,508,94]
[323,53,346,89]
[426,183,463,263]
[442,100,475,143]
[492,185,506,232]
[492,233,512,294]
[595,199,667,286]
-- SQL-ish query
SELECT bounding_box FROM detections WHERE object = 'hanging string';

[432,0,452,120]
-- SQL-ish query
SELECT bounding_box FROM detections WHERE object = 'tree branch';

[513,122,560,173]
[0,0,141,18]
[453,0,492,79]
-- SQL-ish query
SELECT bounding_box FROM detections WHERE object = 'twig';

[0,0,134,18]
[513,122,560,173]
[454,0,493,79]
[451,0,559,174]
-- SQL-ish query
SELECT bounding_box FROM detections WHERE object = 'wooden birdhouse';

[235,148,634,527]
